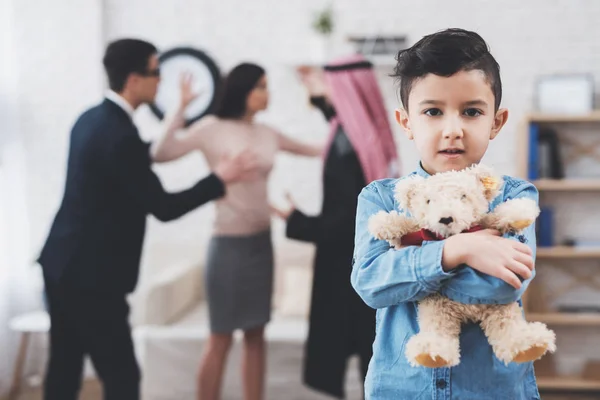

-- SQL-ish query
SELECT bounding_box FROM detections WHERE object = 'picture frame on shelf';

[346,35,407,66]
[347,35,407,56]
[535,74,594,115]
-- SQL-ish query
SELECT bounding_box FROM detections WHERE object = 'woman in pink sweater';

[151,63,321,400]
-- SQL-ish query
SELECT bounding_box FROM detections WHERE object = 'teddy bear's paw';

[491,198,540,232]
[413,354,449,368]
[491,322,556,365]
[509,219,534,230]
[511,322,557,364]
[513,345,549,363]
[405,332,460,368]
[368,211,400,240]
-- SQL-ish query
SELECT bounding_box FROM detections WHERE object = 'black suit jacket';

[38,99,225,294]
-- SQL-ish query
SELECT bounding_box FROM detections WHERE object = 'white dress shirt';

[105,90,135,120]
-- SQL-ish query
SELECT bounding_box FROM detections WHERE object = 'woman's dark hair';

[392,28,502,111]
[214,63,265,119]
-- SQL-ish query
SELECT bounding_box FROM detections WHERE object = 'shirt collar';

[415,161,431,178]
[105,90,135,119]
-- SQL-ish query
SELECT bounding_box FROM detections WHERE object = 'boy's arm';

[439,181,538,305]
[351,183,457,309]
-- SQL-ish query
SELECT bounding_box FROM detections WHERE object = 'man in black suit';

[38,39,255,400]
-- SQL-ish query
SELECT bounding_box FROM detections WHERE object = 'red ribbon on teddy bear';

[400,225,485,245]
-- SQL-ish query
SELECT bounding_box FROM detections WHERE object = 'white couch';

[130,261,313,400]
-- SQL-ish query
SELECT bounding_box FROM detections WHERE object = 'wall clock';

[149,47,221,126]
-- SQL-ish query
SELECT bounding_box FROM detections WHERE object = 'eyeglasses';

[139,68,160,77]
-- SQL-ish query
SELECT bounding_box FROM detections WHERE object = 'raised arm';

[150,72,206,163]
[309,96,336,121]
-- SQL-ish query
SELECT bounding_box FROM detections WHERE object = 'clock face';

[149,47,221,126]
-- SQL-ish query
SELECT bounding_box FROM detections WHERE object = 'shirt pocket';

[380,333,410,370]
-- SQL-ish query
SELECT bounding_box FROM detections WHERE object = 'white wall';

[1,0,39,391]
[17,0,600,280]
[8,0,600,384]
[14,0,105,259]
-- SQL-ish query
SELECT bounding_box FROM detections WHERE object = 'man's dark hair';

[214,63,265,119]
[392,28,502,111]
[103,39,157,92]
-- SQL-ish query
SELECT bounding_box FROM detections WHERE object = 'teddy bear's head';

[394,164,503,237]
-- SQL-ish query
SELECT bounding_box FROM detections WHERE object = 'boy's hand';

[442,229,534,289]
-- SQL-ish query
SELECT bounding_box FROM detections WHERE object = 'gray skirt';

[204,229,273,333]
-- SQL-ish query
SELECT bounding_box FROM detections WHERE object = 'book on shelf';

[528,122,565,180]
[536,207,554,247]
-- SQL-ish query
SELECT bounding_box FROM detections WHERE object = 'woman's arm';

[150,72,206,163]
[276,132,324,157]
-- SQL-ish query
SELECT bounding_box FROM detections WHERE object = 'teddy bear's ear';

[394,175,424,210]
[468,164,503,201]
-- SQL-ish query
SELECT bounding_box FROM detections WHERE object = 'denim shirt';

[351,164,541,400]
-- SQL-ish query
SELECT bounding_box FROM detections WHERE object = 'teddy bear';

[368,164,556,368]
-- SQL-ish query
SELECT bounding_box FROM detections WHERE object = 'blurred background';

[1,0,600,399]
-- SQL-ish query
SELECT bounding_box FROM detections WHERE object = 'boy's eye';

[463,108,482,117]
[424,108,442,117]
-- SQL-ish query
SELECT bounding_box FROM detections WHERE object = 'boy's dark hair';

[214,63,265,119]
[392,28,502,111]
[103,39,158,92]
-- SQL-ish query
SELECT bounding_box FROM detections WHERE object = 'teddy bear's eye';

[461,194,467,200]
[426,199,430,204]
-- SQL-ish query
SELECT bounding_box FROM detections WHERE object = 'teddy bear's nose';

[439,217,454,225]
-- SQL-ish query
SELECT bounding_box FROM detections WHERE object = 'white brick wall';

[108,0,600,303]
[12,0,105,261]
[6,0,600,382]
[16,0,600,273]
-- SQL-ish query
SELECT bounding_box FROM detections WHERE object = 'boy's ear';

[395,108,413,140]
[490,108,509,140]
[394,175,424,210]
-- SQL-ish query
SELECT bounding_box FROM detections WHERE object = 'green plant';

[312,7,333,36]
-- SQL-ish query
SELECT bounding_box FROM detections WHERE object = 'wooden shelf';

[533,179,600,191]
[519,109,600,394]
[537,246,600,259]
[527,312,600,326]
[537,377,600,391]
[526,111,600,123]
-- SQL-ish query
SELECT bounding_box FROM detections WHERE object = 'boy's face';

[396,70,508,175]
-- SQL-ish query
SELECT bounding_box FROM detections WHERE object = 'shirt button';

[518,235,527,243]
[436,379,447,389]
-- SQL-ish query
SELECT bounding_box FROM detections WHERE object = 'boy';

[351,28,541,399]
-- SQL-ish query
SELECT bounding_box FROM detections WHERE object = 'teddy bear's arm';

[368,210,419,241]
[441,182,539,305]
[482,198,540,234]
